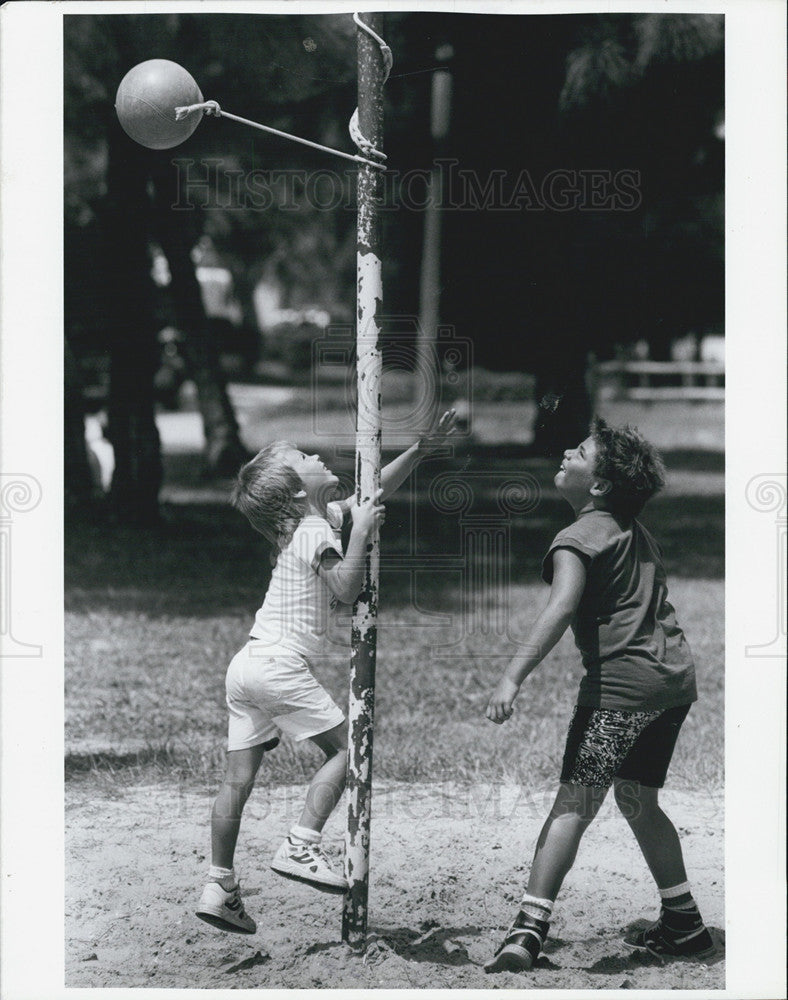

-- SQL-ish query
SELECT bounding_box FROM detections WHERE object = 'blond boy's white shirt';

[249,501,344,657]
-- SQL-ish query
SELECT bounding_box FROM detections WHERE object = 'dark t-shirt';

[542,508,697,711]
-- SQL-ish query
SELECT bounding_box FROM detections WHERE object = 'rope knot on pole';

[348,12,393,165]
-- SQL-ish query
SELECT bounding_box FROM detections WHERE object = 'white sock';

[208,865,236,889]
[290,824,321,844]
[519,893,554,923]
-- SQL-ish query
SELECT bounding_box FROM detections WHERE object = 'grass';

[66,478,724,794]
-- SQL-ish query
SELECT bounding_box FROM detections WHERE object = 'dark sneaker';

[270,836,346,893]
[484,912,550,974]
[196,880,256,934]
[623,910,715,959]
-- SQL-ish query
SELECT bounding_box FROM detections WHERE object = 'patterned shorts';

[560,704,692,788]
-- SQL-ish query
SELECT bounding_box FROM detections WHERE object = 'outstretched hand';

[419,409,458,453]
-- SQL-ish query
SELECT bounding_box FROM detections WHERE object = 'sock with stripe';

[290,824,322,845]
[208,865,237,891]
[519,892,554,926]
[631,881,714,955]
[660,880,695,907]
[512,894,553,952]
[657,882,706,935]
[487,893,553,971]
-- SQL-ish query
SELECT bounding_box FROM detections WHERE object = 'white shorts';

[225,641,345,751]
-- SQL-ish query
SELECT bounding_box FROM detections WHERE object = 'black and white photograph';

[0,1,785,996]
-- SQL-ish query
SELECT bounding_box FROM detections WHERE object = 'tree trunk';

[227,263,264,375]
[64,338,100,508]
[150,159,250,477]
[103,121,162,524]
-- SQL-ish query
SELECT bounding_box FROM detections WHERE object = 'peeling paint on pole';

[343,11,385,952]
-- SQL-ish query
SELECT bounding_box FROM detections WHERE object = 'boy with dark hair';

[484,418,715,973]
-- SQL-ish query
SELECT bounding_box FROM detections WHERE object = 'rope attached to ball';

[173,98,385,170]
[120,19,392,169]
[173,15,394,175]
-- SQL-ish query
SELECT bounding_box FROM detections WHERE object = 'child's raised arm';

[336,410,457,515]
[486,548,587,724]
[381,409,458,500]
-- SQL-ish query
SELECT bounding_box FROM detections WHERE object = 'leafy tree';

[64,11,724,503]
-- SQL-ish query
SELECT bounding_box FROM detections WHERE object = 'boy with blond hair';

[196,412,455,934]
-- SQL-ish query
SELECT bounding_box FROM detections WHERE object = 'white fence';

[590,360,725,404]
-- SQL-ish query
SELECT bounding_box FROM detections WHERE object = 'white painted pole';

[342,11,385,951]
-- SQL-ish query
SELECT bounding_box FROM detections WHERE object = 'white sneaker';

[196,880,256,934]
[270,836,347,894]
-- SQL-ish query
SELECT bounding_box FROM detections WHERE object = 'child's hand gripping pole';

[351,488,386,536]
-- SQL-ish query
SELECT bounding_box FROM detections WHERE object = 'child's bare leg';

[197,745,266,933]
[613,778,687,888]
[527,782,609,900]
[211,744,267,870]
[485,782,609,972]
[614,777,714,955]
[298,721,348,832]
[269,722,348,892]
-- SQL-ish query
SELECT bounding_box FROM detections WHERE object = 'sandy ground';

[66,781,724,990]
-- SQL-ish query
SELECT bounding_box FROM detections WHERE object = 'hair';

[590,417,666,518]
[230,441,307,556]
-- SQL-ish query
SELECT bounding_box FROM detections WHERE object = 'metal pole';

[416,45,453,393]
[342,12,385,951]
